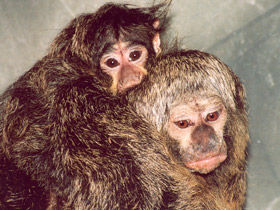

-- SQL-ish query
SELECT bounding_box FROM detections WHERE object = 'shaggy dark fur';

[0,2,171,209]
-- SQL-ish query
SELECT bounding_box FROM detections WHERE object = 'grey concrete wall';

[1,0,280,209]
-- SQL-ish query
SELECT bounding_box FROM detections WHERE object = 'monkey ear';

[153,32,161,55]
[153,19,160,29]
[152,19,161,55]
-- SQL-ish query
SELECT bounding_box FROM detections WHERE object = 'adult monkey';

[0,1,171,209]
[128,50,249,209]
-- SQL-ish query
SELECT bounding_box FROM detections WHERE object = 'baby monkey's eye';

[206,111,220,122]
[105,58,120,68]
[129,50,142,61]
[174,120,189,129]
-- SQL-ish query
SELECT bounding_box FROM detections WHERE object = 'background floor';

[1,0,280,209]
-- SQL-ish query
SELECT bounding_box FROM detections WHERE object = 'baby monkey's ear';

[152,19,161,54]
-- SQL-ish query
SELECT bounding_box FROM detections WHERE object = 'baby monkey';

[0,1,171,210]
[49,1,170,95]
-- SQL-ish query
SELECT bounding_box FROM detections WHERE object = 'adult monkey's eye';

[105,58,120,68]
[129,51,142,61]
[174,120,189,129]
[206,111,220,122]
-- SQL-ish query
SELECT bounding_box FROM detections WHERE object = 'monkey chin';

[185,153,227,174]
